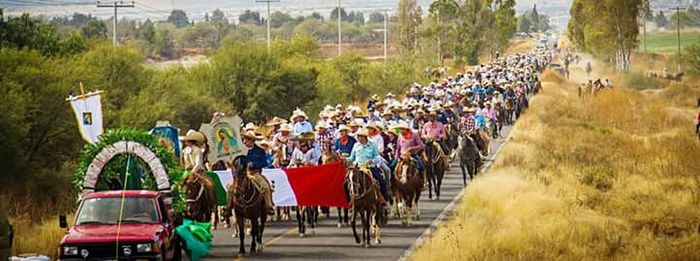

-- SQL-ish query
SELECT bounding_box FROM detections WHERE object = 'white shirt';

[288,147,320,167]
[182,145,204,172]
[369,134,384,153]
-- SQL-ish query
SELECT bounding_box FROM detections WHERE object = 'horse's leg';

[361,210,369,247]
[236,213,246,255]
[258,208,267,253]
[296,207,305,237]
[372,211,381,245]
[213,206,219,230]
[337,207,343,227]
[460,162,467,186]
[250,217,258,253]
[415,197,420,221]
[351,207,360,244]
[427,166,433,200]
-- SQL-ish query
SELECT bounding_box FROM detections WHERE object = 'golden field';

[412,62,700,259]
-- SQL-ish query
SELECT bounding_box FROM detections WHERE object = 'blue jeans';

[370,167,390,201]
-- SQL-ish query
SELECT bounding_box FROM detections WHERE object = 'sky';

[1,0,574,21]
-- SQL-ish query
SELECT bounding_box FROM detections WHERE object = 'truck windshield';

[75,197,159,225]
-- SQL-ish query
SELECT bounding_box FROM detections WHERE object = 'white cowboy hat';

[244,122,258,131]
[243,130,262,140]
[290,108,308,121]
[315,121,331,130]
[182,131,206,143]
[386,92,395,98]
[443,101,454,108]
[337,124,351,132]
[355,128,370,137]
[256,139,271,148]
[265,116,288,126]
[279,123,293,132]
[394,121,411,130]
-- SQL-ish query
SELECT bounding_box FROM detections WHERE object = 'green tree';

[239,10,262,25]
[494,0,517,54]
[81,19,108,40]
[686,43,700,74]
[154,26,175,58]
[655,11,669,28]
[330,7,348,22]
[270,11,293,28]
[530,4,540,29]
[168,9,190,28]
[58,31,87,56]
[139,19,156,44]
[333,53,370,101]
[518,15,532,32]
[397,0,422,52]
[368,11,385,24]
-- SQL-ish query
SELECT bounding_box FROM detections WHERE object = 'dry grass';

[411,64,700,260]
[10,215,73,258]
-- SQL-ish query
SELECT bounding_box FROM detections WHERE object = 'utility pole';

[643,18,647,54]
[256,0,279,52]
[96,1,134,47]
[670,6,684,72]
[337,0,342,56]
[436,9,442,65]
[383,10,388,61]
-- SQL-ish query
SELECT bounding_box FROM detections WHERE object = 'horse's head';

[182,174,203,218]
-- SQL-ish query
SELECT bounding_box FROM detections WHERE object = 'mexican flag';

[263,163,349,208]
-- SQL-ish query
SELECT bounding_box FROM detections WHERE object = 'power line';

[1,0,94,7]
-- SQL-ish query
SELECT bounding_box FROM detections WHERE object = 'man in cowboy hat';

[367,94,380,112]
[344,128,391,203]
[240,130,275,211]
[181,130,206,174]
[315,121,334,155]
[289,132,319,167]
[291,108,313,135]
[334,124,357,158]
[266,116,288,135]
[394,122,425,174]
[271,123,293,167]
[442,101,457,123]
[423,108,449,156]
[365,122,385,154]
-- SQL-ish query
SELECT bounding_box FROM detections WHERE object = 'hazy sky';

[2,0,573,20]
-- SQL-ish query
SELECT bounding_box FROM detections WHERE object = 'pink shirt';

[422,121,445,140]
[396,131,425,158]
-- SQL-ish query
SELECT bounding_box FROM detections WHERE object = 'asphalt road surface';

[203,123,514,261]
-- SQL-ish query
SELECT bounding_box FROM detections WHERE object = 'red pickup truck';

[58,190,181,260]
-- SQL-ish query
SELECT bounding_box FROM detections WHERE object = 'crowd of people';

[180,49,553,213]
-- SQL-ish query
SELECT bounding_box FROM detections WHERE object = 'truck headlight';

[63,246,78,256]
[136,243,152,252]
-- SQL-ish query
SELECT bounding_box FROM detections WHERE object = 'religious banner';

[150,124,181,158]
[66,90,104,144]
[199,115,247,164]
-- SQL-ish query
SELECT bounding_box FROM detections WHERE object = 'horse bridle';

[233,176,262,209]
[184,176,206,204]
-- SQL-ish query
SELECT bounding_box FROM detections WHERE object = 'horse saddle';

[359,169,386,204]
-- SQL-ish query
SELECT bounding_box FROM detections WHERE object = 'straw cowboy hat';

[443,101,454,108]
[290,108,308,122]
[315,121,331,130]
[244,122,257,132]
[294,131,316,141]
[366,121,381,130]
[182,130,206,143]
[265,116,288,126]
[352,110,368,118]
[465,107,477,113]
[381,109,393,116]
[371,94,380,101]
[355,128,370,137]
[256,139,271,148]
[394,121,411,130]
[278,123,293,132]
[243,130,262,140]
[337,124,351,132]
[386,92,395,98]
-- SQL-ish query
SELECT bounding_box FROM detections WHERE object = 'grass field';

[639,31,700,55]
[411,60,700,259]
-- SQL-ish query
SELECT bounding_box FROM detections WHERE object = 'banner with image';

[67,91,104,144]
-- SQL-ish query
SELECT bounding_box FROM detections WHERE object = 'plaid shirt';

[315,130,335,152]
[458,114,476,136]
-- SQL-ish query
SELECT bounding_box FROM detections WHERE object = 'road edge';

[396,124,516,261]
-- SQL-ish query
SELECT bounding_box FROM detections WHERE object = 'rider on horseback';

[457,107,485,159]
[344,128,391,203]
[240,130,275,213]
[422,108,449,156]
[394,122,425,174]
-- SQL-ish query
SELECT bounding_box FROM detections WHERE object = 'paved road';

[203,123,514,261]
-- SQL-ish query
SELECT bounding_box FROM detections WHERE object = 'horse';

[497,104,507,135]
[504,99,514,125]
[392,155,423,226]
[476,128,491,156]
[445,122,460,160]
[226,157,268,255]
[667,72,685,82]
[346,167,382,247]
[182,173,218,224]
[458,135,481,186]
[423,139,446,200]
[322,148,350,228]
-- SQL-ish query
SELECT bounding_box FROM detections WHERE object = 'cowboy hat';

[294,131,316,141]
[366,121,380,130]
[355,128,370,137]
[256,139,271,148]
[243,130,262,140]
[386,92,395,98]
[337,124,351,132]
[352,110,368,118]
[443,101,454,108]
[279,123,293,132]
[290,108,308,122]
[265,116,288,126]
[394,121,411,130]
[244,122,257,131]
[315,121,331,130]
[182,131,206,143]
[381,109,393,116]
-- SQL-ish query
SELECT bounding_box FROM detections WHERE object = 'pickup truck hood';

[62,223,163,244]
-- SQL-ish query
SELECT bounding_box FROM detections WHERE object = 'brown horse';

[477,129,491,156]
[458,135,481,186]
[346,167,382,247]
[423,139,446,200]
[504,99,514,125]
[227,157,268,255]
[182,173,217,223]
[393,155,423,226]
